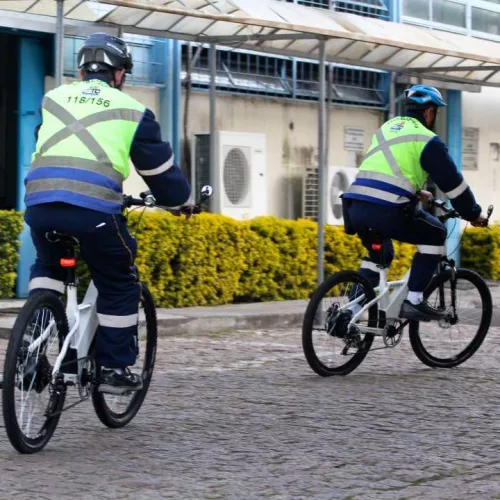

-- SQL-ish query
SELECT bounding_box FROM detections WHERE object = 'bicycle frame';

[347,258,453,336]
[27,281,98,385]
[347,268,409,336]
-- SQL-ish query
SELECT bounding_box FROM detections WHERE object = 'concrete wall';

[183,92,383,218]
[463,86,500,221]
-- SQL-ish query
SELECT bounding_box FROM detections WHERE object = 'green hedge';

[76,212,416,307]
[462,227,500,280]
[6,209,499,305]
[0,211,24,298]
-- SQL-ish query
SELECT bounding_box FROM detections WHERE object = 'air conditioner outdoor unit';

[192,131,267,220]
[327,166,358,225]
[296,165,357,224]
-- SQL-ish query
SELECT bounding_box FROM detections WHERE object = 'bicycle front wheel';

[2,291,68,453]
[302,271,377,376]
[92,284,157,428]
[409,268,492,368]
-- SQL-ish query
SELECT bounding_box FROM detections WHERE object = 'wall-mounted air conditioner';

[192,131,267,220]
[326,166,358,225]
[293,165,357,224]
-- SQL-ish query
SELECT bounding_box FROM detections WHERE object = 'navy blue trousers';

[345,199,447,291]
[25,203,140,368]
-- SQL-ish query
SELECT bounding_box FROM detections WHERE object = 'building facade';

[1,0,499,295]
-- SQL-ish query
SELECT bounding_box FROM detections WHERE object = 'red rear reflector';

[371,244,382,251]
[60,258,76,267]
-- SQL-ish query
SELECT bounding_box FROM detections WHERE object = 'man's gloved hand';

[417,189,434,210]
[170,200,196,220]
[471,215,488,227]
[417,189,434,203]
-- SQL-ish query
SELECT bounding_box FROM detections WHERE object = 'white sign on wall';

[344,127,365,153]
[462,127,479,170]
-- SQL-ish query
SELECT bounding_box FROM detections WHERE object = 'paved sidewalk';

[1,280,499,339]
[0,299,308,339]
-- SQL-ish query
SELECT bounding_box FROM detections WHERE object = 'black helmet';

[77,32,133,74]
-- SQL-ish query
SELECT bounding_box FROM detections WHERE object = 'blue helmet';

[404,85,447,108]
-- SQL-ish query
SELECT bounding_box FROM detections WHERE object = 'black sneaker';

[98,368,143,395]
[399,300,447,322]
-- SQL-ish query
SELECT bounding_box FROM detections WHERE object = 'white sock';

[407,291,424,305]
[114,368,124,375]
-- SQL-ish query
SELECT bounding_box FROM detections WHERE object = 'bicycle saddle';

[45,231,79,247]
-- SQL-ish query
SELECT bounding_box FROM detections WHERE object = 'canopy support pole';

[317,39,327,286]
[389,71,396,119]
[209,43,217,213]
[55,0,65,86]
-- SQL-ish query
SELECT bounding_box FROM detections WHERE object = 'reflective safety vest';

[345,116,435,206]
[25,79,146,214]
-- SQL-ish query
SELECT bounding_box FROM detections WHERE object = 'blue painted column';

[446,89,462,265]
[388,0,401,117]
[171,40,182,164]
[389,0,401,22]
[157,38,181,163]
[158,39,174,145]
[16,37,47,297]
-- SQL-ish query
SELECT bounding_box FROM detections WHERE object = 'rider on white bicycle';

[342,85,487,322]
[23,33,191,394]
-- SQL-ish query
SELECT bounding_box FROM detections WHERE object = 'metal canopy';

[3,0,500,87]
[0,0,491,283]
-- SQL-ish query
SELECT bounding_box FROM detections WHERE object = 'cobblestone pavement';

[2,326,500,499]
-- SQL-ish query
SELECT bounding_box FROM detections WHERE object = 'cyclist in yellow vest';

[343,85,487,322]
[24,33,192,394]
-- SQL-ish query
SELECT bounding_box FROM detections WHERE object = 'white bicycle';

[2,186,213,453]
[302,200,494,376]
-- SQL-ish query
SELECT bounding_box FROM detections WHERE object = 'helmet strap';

[112,71,126,91]
[428,107,438,131]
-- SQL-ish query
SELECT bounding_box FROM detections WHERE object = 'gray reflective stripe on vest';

[362,132,433,176]
[347,184,410,204]
[355,170,416,194]
[31,156,124,185]
[26,178,123,204]
[37,97,144,163]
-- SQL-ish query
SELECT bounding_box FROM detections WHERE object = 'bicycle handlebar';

[431,198,494,227]
[122,185,213,215]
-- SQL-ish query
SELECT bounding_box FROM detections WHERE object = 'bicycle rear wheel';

[409,268,492,368]
[2,291,68,453]
[302,271,377,376]
[92,284,157,428]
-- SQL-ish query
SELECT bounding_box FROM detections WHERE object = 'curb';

[0,311,306,340]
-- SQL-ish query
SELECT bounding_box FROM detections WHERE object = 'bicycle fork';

[437,258,458,322]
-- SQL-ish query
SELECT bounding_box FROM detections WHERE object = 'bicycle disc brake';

[383,320,404,348]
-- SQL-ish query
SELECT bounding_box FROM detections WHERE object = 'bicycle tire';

[92,284,157,428]
[409,268,492,368]
[2,291,68,454]
[302,271,377,376]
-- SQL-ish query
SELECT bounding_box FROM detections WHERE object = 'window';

[283,0,389,19]
[403,0,430,20]
[403,0,500,38]
[472,7,500,35]
[433,0,466,28]
[182,44,387,108]
[63,35,155,84]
